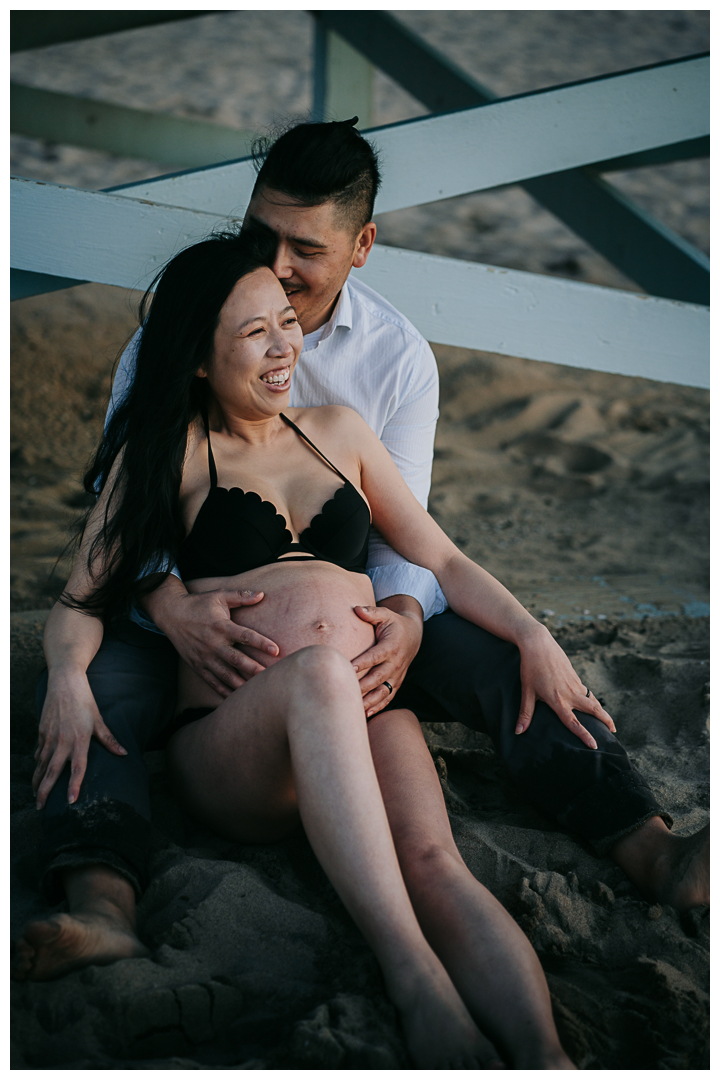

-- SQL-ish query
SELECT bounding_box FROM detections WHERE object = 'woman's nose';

[268,329,294,357]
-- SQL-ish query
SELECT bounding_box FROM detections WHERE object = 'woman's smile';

[198,266,303,419]
[260,365,292,391]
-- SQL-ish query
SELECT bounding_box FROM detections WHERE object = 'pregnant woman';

[15,228,586,1067]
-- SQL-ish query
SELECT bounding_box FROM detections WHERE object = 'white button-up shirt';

[110,275,448,624]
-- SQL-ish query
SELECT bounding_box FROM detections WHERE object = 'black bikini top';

[177,411,371,581]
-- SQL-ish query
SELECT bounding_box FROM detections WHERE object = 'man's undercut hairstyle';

[252,117,381,235]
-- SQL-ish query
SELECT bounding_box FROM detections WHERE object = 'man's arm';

[352,337,447,712]
[366,336,447,618]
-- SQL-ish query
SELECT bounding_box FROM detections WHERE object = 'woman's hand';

[515,624,616,749]
[33,668,127,810]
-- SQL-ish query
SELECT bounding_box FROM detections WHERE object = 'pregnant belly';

[177,560,377,711]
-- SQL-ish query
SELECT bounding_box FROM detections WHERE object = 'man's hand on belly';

[143,577,279,696]
[351,595,424,717]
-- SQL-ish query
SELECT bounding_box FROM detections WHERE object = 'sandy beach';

[11,11,709,1069]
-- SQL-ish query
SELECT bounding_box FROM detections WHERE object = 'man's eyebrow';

[237,305,295,332]
[288,235,327,249]
[247,215,327,249]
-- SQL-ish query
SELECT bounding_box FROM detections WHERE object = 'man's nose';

[272,242,294,280]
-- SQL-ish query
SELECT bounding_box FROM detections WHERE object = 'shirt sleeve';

[367,336,448,620]
[105,326,142,429]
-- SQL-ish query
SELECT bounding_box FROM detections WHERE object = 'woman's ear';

[195,365,208,379]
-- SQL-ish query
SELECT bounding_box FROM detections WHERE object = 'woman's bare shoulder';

[179,417,208,491]
[287,404,371,440]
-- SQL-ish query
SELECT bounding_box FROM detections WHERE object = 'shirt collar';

[320,280,353,341]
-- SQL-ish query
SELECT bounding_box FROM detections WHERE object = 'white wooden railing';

[11,14,709,389]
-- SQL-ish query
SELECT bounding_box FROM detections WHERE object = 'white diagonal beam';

[111,55,709,217]
[11,179,708,387]
[11,176,240,292]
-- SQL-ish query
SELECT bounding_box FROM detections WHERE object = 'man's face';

[245,187,376,335]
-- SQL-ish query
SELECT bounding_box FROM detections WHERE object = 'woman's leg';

[167,644,496,1068]
[368,708,575,1070]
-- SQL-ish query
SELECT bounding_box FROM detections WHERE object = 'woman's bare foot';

[517,1045,577,1069]
[388,960,505,1068]
[610,819,709,912]
[12,910,149,981]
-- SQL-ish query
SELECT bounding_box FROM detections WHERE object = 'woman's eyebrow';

[237,305,295,332]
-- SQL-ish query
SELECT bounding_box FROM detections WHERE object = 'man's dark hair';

[252,118,381,234]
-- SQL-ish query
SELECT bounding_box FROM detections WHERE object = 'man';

[29,119,708,962]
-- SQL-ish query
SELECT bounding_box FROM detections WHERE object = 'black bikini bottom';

[165,705,215,739]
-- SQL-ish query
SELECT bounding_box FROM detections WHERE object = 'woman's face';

[198,267,303,420]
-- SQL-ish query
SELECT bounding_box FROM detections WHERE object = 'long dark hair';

[68,224,277,621]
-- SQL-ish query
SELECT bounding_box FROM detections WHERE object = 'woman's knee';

[285,645,359,699]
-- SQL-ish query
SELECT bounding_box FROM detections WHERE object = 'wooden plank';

[525,170,709,305]
[11,82,255,169]
[10,10,212,52]
[11,269,86,302]
[11,177,238,292]
[353,246,708,388]
[315,11,709,304]
[109,158,258,217]
[112,55,709,217]
[591,135,709,173]
[11,179,707,388]
[314,9,497,113]
[370,57,708,215]
[325,30,374,129]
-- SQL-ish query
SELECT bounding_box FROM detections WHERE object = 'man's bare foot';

[388,962,505,1068]
[610,818,709,912]
[653,824,710,911]
[12,910,149,981]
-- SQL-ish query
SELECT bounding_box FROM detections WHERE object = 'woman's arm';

[347,410,616,747]
[34,604,128,810]
[33,465,128,809]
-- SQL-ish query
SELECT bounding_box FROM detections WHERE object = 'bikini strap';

[201,406,218,489]
[280,413,350,484]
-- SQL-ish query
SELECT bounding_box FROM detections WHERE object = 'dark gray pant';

[393,611,669,853]
[37,612,668,900]
[37,619,177,902]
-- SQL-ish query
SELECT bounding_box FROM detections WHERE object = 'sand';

[11,10,708,1070]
